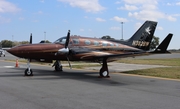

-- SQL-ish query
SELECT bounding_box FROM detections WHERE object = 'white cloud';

[19,17,24,20]
[40,0,45,3]
[58,0,105,13]
[110,26,121,30]
[0,16,11,23]
[157,26,163,30]
[80,29,84,31]
[37,11,43,14]
[167,15,176,21]
[88,29,92,31]
[96,17,106,22]
[84,16,88,19]
[122,0,177,22]
[115,1,121,4]
[141,4,157,10]
[0,0,21,13]
[167,3,173,6]
[172,14,180,17]
[135,22,142,30]
[111,16,128,22]
[63,20,69,23]
[129,11,177,22]
[32,20,39,23]
[176,2,180,6]
[118,4,138,11]
[166,2,180,6]
[128,10,164,21]
[123,0,157,5]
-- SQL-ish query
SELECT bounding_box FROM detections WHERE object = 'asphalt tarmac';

[0,53,180,109]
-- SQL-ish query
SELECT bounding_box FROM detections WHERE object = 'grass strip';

[121,67,180,79]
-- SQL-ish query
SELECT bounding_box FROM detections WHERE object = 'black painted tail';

[110,20,157,51]
[127,21,157,50]
[152,33,173,53]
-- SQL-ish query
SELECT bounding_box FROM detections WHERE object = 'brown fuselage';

[7,36,144,62]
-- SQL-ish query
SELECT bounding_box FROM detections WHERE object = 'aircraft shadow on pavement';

[1,67,126,86]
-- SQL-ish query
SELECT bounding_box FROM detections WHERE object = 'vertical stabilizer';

[109,20,157,51]
[128,21,157,50]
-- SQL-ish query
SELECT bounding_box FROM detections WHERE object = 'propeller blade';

[55,30,70,55]
[66,56,72,69]
[29,33,32,62]
[30,33,32,44]
[65,30,70,48]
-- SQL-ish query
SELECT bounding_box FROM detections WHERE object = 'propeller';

[57,30,70,54]
[30,33,32,44]
[29,33,32,62]
[65,30,70,48]
[56,30,72,69]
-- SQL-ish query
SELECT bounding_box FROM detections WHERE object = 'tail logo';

[145,27,151,35]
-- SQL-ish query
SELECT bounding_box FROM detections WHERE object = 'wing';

[69,46,145,61]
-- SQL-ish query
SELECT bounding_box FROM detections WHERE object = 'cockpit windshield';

[53,36,67,44]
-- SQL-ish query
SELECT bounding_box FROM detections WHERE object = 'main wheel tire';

[24,68,33,76]
[100,71,108,77]
[55,65,63,71]
[99,68,108,77]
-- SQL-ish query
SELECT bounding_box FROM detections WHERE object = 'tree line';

[0,40,51,48]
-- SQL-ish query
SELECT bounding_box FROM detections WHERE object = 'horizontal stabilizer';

[153,33,173,53]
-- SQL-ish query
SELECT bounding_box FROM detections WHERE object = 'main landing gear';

[52,60,63,71]
[24,59,33,76]
[23,58,109,78]
[99,58,110,78]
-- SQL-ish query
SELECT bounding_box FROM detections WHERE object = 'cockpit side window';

[54,36,66,44]
[72,39,79,45]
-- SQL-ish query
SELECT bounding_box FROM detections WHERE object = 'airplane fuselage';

[8,36,143,62]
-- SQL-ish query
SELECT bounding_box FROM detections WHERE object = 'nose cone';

[7,46,19,56]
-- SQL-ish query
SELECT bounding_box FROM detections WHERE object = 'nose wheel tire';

[24,68,33,76]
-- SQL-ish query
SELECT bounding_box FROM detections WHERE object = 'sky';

[0,0,180,49]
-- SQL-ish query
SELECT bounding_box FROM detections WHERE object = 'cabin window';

[94,41,99,46]
[72,39,79,45]
[102,42,107,46]
[110,43,114,46]
[85,40,91,45]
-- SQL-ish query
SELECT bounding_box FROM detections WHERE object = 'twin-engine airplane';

[7,21,173,77]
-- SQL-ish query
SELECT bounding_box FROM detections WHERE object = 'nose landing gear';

[24,59,33,76]
[52,60,63,71]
